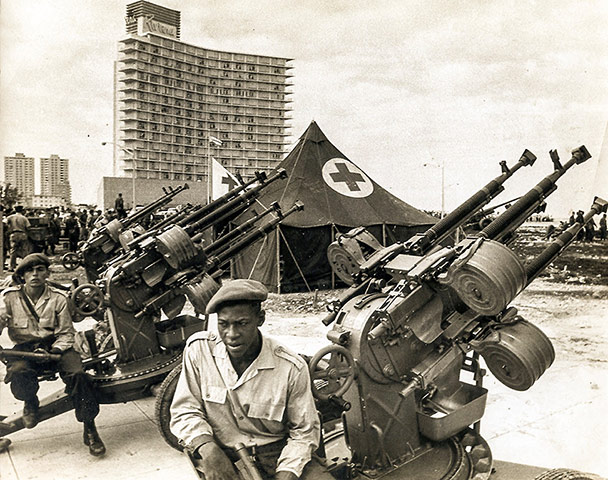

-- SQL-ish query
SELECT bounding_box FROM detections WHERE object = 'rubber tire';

[154,363,183,451]
[534,468,602,480]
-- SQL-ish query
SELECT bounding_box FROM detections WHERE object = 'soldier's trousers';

[9,232,31,270]
[4,342,100,423]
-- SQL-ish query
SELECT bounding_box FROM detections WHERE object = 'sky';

[1,0,607,217]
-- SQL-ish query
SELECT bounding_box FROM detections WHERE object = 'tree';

[0,182,23,210]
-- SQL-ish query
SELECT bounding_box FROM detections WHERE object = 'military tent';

[232,121,436,292]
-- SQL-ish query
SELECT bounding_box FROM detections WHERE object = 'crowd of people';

[1,197,141,271]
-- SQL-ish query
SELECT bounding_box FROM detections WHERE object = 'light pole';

[423,157,446,218]
[102,141,136,210]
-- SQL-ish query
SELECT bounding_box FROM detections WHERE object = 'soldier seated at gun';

[0,254,106,456]
[170,280,332,480]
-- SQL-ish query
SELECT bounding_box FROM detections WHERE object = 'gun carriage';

[0,168,306,442]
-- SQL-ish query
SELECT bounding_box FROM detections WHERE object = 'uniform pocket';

[248,401,286,422]
[202,385,227,404]
[39,316,56,330]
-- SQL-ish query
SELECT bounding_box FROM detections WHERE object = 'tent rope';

[247,234,268,280]
[278,227,312,292]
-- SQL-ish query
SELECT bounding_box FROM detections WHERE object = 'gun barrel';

[479,146,591,242]
[126,204,198,249]
[183,169,287,237]
[122,183,189,226]
[201,202,281,255]
[208,202,303,271]
[177,171,271,227]
[525,197,607,284]
[405,150,536,254]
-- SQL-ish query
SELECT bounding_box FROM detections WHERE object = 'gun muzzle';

[479,146,591,242]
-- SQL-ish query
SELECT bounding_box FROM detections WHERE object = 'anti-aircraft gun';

[0,168,304,443]
[304,146,606,479]
[61,183,191,280]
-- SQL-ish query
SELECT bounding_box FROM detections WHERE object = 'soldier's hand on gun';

[195,442,237,480]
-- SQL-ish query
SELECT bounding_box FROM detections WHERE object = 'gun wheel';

[61,252,81,270]
[309,345,356,402]
[534,469,603,480]
[71,284,104,316]
[154,363,183,451]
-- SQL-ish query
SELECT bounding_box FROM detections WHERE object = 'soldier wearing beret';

[0,254,105,456]
[170,279,332,479]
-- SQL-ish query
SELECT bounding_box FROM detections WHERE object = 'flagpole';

[207,137,212,204]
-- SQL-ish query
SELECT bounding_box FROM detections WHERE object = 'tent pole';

[276,226,281,294]
[382,222,387,246]
[331,224,336,289]
[279,227,312,292]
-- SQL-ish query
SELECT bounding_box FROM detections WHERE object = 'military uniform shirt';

[6,213,30,233]
[170,332,320,477]
[0,285,75,351]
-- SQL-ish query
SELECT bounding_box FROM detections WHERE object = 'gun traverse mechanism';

[306,146,601,479]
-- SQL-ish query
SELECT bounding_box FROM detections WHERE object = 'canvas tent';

[232,121,437,292]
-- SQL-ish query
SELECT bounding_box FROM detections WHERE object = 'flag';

[209,136,223,147]
[211,158,239,200]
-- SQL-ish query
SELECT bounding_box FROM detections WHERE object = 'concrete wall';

[97,176,207,210]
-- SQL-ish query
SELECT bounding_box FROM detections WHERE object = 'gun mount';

[309,147,602,479]
[61,183,191,280]
[0,169,303,443]
[327,149,537,287]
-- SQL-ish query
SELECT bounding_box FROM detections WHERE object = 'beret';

[15,253,51,277]
[206,279,268,314]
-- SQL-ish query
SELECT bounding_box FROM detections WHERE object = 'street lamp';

[423,157,445,218]
[102,141,136,210]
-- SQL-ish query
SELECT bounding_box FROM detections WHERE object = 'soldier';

[599,213,607,241]
[585,216,596,242]
[114,193,126,219]
[0,254,105,455]
[170,279,331,480]
[6,205,32,272]
[78,209,89,241]
[575,210,585,241]
[64,211,80,252]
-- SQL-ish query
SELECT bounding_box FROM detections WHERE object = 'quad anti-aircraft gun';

[61,182,191,280]
[305,146,606,479]
[0,168,304,440]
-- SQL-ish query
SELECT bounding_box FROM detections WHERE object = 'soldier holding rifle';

[171,279,332,479]
[0,253,105,456]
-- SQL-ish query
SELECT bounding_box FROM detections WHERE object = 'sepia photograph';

[1,1,606,479]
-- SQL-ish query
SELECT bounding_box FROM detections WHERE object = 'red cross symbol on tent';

[322,158,374,198]
[329,162,366,192]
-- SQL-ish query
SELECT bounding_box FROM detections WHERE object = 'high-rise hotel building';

[40,154,72,205]
[4,153,35,205]
[102,1,293,207]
